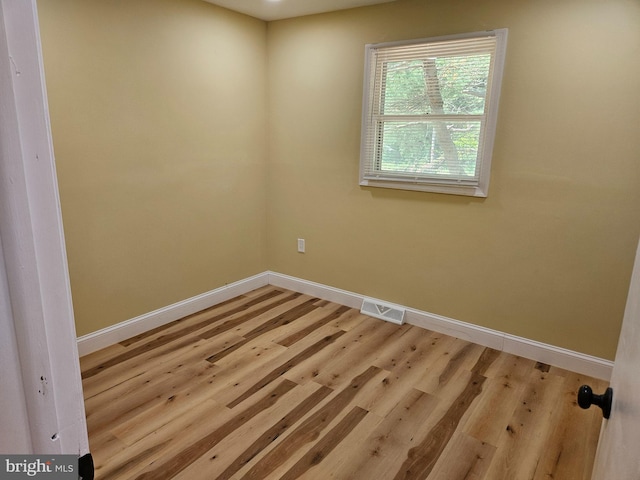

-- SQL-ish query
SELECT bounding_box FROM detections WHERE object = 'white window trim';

[359,29,508,197]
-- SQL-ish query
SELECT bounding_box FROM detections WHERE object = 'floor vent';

[360,298,406,325]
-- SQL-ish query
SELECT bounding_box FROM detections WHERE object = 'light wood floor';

[81,286,608,480]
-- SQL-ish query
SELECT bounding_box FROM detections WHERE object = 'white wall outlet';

[297,238,305,253]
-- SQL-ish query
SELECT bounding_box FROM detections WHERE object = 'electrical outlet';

[297,238,305,253]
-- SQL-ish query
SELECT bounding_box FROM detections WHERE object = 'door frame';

[0,0,89,455]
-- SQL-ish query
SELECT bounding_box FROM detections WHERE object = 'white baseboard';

[76,272,269,356]
[268,272,613,380]
[77,270,613,380]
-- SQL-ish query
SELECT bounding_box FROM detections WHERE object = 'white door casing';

[0,235,32,453]
[590,239,640,479]
[0,0,89,455]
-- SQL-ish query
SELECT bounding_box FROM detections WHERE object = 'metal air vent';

[360,298,405,325]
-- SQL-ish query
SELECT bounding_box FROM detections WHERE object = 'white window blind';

[360,29,507,197]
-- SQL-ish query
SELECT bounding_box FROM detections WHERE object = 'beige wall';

[38,0,640,359]
[266,0,640,359]
[38,0,268,336]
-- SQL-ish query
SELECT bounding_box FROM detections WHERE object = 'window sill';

[359,178,488,197]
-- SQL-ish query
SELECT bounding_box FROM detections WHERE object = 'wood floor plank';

[82,287,606,480]
[325,309,370,332]
[277,405,369,480]
[310,319,408,390]
[402,334,460,393]
[426,432,496,480]
[295,406,385,480]
[88,431,128,471]
[482,369,567,480]
[280,323,368,386]
[242,285,284,299]
[116,290,280,348]
[205,294,321,350]
[275,304,352,347]
[239,296,320,340]
[80,343,127,371]
[282,316,402,388]
[203,331,292,371]
[331,388,440,480]
[132,379,298,480]
[437,340,486,385]
[196,292,306,341]
[203,382,334,480]
[115,378,316,480]
[359,329,448,417]
[86,360,214,434]
[109,364,225,445]
[82,289,293,379]
[83,291,286,390]
[371,325,440,371]
[531,372,608,480]
[482,351,538,382]
[203,295,328,365]
[238,366,382,480]
[463,374,526,447]
[392,371,488,480]
[207,323,343,408]
[91,335,287,438]
[83,333,230,399]
[82,335,207,398]
[227,330,347,409]
[93,398,228,480]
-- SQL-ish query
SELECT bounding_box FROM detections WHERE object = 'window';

[359,29,507,197]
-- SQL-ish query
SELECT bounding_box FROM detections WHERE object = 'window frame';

[359,29,508,197]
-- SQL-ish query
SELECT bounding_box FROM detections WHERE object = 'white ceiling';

[202,0,397,21]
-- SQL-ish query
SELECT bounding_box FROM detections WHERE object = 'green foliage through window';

[378,54,490,178]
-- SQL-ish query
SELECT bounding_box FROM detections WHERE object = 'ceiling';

[202,0,397,21]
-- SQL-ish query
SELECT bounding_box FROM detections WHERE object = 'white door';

[590,239,640,479]
[0,0,89,456]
